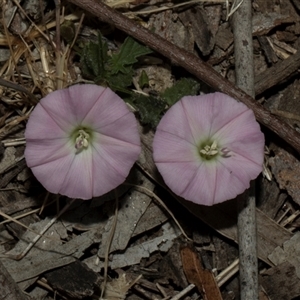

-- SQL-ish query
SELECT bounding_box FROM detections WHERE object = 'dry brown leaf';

[180,245,223,300]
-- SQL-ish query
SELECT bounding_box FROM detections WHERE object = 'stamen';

[221,147,231,157]
[75,129,90,152]
[200,141,219,156]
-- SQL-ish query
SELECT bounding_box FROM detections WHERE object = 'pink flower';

[25,84,141,200]
[153,92,264,206]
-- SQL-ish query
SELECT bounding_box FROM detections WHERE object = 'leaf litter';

[1,0,300,299]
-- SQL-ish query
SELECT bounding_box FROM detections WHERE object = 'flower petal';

[97,111,140,146]
[180,95,216,142]
[153,130,197,163]
[181,163,218,205]
[59,148,94,199]
[91,147,130,197]
[30,153,75,196]
[213,109,265,165]
[212,158,255,205]
[25,138,72,168]
[39,84,107,129]
[82,88,136,131]
[156,99,196,144]
[155,161,201,197]
[207,93,249,135]
[68,84,107,122]
[25,104,68,140]
[93,132,141,177]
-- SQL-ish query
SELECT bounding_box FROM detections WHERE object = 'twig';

[124,0,227,16]
[0,198,75,260]
[101,192,119,299]
[170,284,196,300]
[233,0,258,299]
[67,0,300,154]
[0,78,37,104]
[216,258,239,287]
[254,49,300,95]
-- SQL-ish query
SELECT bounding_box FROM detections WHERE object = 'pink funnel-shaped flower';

[153,92,264,206]
[25,84,141,200]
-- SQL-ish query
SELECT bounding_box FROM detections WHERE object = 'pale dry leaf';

[0,147,17,175]
[1,227,101,283]
[98,171,154,257]
[109,222,181,269]
[268,232,300,279]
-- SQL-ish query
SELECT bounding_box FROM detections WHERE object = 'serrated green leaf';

[106,69,134,90]
[161,78,200,106]
[80,33,108,79]
[110,37,152,74]
[128,93,165,127]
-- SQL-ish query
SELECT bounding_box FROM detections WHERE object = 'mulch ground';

[1,0,300,299]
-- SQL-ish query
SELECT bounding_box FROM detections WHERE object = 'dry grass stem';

[170,284,196,300]
[124,0,230,16]
[216,258,239,287]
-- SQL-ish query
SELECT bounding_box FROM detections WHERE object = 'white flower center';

[75,129,90,152]
[200,140,219,156]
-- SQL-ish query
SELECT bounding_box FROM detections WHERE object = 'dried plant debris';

[269,147,300,206]
[0,260,28,300]
[260,261,300,299]
[85,221,181,271]
[2,0,300,299]
[268,232,300,279]
[103,272,142,300]
[178,6,216,56]
[97,172,154,257]
[181,245,222,299]
[148,10,194,53]
[44,261,102,299]
[0,220,102,283]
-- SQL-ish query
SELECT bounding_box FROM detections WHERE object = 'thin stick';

[0,198,75,260]
[0,209,42,232]
[216,258,239,287]
[66,0,300,154]
[0,78,37,104]
[233,0,258,299]
[101,191,119,299]
[170,284,196,300]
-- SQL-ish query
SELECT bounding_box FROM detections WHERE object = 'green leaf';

[138,70,149,88]
[128,93,165,127]
[161,78,200,106]
[105,69,134,91]
[80,34,152,93]
[60,20,76,44]
[110,37,152,74]
[80,33,108,79]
